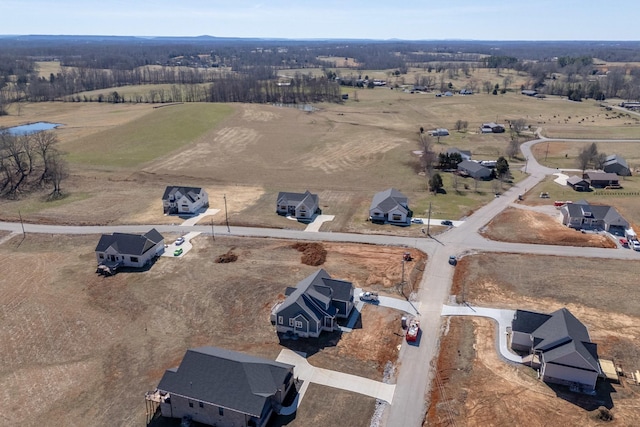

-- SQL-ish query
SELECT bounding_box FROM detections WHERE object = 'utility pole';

[18,210,25,236]
[426,202,432,236]
[210,218,215,242]
[545,142,549,162]
[223,194,230,232]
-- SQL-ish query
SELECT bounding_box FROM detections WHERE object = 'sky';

[2,0,639,41]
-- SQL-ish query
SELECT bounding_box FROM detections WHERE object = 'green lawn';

[65,103,233,168]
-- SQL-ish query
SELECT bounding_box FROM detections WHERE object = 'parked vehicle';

[359,291,379,302]
[441,220,453,226]
[632,240,640,251]
[175,237,185,245]
[406,318,420,343]
[620,238,629,248]
[411,218,423,224]
[174,248,183,256]
[448,255,457,266]
[403,252,413,261]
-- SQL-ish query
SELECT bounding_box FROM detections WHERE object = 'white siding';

[542,363,598,390]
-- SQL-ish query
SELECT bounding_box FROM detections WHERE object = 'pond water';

[4,122,63,135]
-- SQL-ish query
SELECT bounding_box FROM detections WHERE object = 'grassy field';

[0,234,412,426]
[531,140,640,170]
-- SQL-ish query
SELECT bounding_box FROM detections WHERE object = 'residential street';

[1,136,640,426]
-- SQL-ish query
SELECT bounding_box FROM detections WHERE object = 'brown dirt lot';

[430,253,640,426]
[481,206,617,248]
[0,234,422,427]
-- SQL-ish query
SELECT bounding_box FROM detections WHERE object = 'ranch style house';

[95,229,164,273]
[148,346,295,427]
[560,199,628,233]
[276,190,320,221]
[369,188,411,225]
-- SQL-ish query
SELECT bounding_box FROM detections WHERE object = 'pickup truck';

[359,291,379,302]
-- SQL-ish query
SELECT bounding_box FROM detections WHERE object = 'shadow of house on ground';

[278,330,343,357]
[547,380,615,412]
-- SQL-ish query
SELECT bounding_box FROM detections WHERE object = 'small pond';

[4,122,63,135]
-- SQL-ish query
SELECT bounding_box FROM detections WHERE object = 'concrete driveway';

[354,288,420,315]
[161,231,201,258]
[304,214,335,232]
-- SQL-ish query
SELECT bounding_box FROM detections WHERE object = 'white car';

[632,240,640,251]
[359,291,379,302]
[175,237,185,246]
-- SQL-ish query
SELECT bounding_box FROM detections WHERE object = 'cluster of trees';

[0,131,67,198]
[577,143,606,172]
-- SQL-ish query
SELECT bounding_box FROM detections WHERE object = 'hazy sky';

[2,0,639,40]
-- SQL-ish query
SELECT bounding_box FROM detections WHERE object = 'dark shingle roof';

[458,160,490,175]
[162,186,204,202]
[512,310,551,334]
[157,346,293,417]
[604,154,628,170]
[564,201,627,227]
[95,228,164,255]
[277,190,318,207]
[370,188,408,214]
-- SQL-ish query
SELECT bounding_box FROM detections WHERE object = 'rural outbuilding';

[511,308,601,392]
[162,186,209,215]
[95,229,164,274]
[480,122,505,133]
[602,154,631,176]
[276,190,319,221]
[583,172,620,188]
[566,175,590,191]
[271,269,354,338]
[369,188,411,225]
[148,346,295,427]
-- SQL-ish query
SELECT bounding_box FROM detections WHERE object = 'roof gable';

[370,188,408,213]
[95,229,164,255]
[162,186,204,201]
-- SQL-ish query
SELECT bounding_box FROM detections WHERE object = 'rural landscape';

[1,35,640,427]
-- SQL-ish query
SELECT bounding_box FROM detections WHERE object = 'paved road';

[2,134,640,426]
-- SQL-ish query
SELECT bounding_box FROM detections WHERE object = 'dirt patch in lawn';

[435,253,640,426]
[480,207,617,248]
[0,234,422,427]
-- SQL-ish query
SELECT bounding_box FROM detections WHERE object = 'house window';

[278,316,283,325]
[189,402,194,408]
[392,214,402,221]
[99,254,104,259]
[374,211,381,216]
[295,321,303,328]
[289,318,294,327]
[199,402,204,408]
[280,205,286,210]
[130,256,139,263]
[219,407,224,416]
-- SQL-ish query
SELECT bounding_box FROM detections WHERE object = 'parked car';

[359,291,379,302]
[632,240,640,251]
[448,255,457,266]
[174,248,184,257]
[620,238,629,248]
[441,220,453,226]
[175,237,185,246]
[411,218,423,224]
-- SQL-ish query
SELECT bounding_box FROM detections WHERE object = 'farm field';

[531,140,640,171]
[0,233,422,426]
[427,253,640,426]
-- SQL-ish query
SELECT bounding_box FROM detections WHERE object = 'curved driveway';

[1,135,640,427]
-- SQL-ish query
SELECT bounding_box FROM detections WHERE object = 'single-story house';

[162,186,209,215]
[521,89,538,96]
[602,154,631,176]
[150,346,295,427]
[583,172,620,188]
[369,188,411,224]
[481,122,506,133]
[566,175,590,191]
[95,229,164,271]
[446,147,472,162]
[429,128,449,137]
[560,199,629,232]
[276,191,319,221]
[457,160,492,180]
[272,269,354,338]
[511,308,601,391]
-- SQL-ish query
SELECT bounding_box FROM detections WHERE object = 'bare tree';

[46,150,68,197]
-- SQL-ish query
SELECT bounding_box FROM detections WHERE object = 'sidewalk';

[441,304,523,363]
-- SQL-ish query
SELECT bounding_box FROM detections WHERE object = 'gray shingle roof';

[95,228,164,255]
[277,190,318,207]
[370,188,408,214]
[458,160,490,175]
[604,154,628,170]
[512,310,551,334]
[564,201,627,227]
[157,346,293,417]
[162,186,204,203]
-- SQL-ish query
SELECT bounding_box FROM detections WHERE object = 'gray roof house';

[480,122,505,133]
[583,172,620,188]
[560,199,628,232]
[369,188,410,225]
[150,346,295,427]
[511,308,601,391]
[446,147,472,162]
[162,186,209,215]
[276,190,319,221]
[272,269,354,338]
[566,175,590,191]
[95,229,164,273]
[457,160,492,180]
[603,154,631,176]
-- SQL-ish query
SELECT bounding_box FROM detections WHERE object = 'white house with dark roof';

[511,308,601,391]
[560,200,628,232]
[162,186,209,215]
[271,269,354,338]
[276,190,319,221]
[150,346,295,427]
[603,154,631,176]
[95,229,164,271]
[369,188,410,225]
